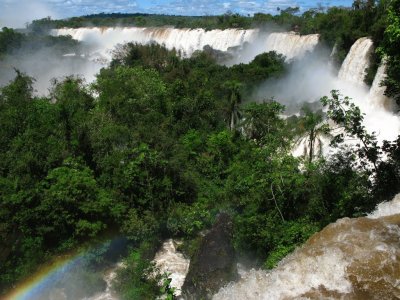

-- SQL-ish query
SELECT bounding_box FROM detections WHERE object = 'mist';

[2,25,398,144]
[0,38,105,95]
[0,0,58,28]
[252,42,400,144]
[253,47,336,107]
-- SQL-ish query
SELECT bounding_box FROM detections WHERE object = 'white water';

[289,37,399,160]
[331,38,399,144]
[368,61,396,110]
[153,239,190,297]
[214,194,400,299]
[85,240,189,300]
[54,27,257,59]
[264,32,319,61]
[53,27,319,63]
[338,37,374,85]
[368,195,400,218]
[86,263,124,300]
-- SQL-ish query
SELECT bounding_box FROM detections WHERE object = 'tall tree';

[223,80,243,131]
[295,106,330,163]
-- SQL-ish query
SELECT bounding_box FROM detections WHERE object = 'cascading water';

[368,61,396,110]
[82,239,189,300]
[370,62,387,98]
[87,263,124,300]
[338,37,374,85]
[153,239,190,297]
[290,36,399,159]
[264,32,319,61]
[330,38,399,143]
[53,27,319,63]
[54,27,258,60]
[213,194,400,299]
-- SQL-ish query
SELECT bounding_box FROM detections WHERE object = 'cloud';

[147,0,300,15]
[138,0,352,16]
[0,0,354,26]
[0,0,59,28]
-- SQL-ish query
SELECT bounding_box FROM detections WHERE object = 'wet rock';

[182,213,237,299]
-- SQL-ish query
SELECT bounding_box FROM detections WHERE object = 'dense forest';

[1,0,400,299]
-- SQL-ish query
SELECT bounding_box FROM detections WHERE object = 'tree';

[38,158,114,241]
[95,66,168,128]
[321,90,380,171]
[0,70,33,155]
[222,80,243,131]
[378,0,400,105]
[0,28,24,56]
[51,77,94,160]
[373,136,400,201]
[240,101,287,149]
[295,106,330,163]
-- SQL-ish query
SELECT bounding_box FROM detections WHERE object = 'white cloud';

[0,0,353,26]
[0,0,59,28]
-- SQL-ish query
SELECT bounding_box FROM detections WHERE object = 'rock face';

[182,213,237,299]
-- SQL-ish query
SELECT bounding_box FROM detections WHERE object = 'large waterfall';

[213,194,400,299]
[338,37,374,85]
[334,38,398,142]
[53,27,319,63]
[264,32,319,61]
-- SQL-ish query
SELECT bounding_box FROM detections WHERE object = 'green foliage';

[0,27,24,56]
[241,101,286,148]
[264,219,319,269]
[320,90,400,215]
[95,66,168,129]
[38,158,113,240]
[114,246,162,300]
[0,27,80,59]
[295,105,330,163]
[321,90,380,171]
[167,201,212,237]
[374,137,400,201]
[379,0,400,105]
[222,80,243,131]
[160,272,176,300]
[112,42,178,71]
[2,9,400,294]
[121,209,159,243]
[28,13,253,31]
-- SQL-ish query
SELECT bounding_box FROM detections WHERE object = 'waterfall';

[87,263,124,300]
[86,239,189,300]
[54,27,258,60]
[153,239,190,297]
[338,37,374,85]
[213,194,400,299]
[370,62,387,99]
[336,38,398,140]
[368,61,396,110]
[264,32,319,61]
[53,27,319,63]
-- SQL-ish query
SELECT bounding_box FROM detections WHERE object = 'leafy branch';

[321,90,380,172]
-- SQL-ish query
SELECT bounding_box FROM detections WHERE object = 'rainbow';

[4,251,87,300]
[2,237,126,300]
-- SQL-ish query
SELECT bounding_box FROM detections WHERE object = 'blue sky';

[0,0,354,28]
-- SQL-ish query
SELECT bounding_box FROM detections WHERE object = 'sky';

[0,0,354,28]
